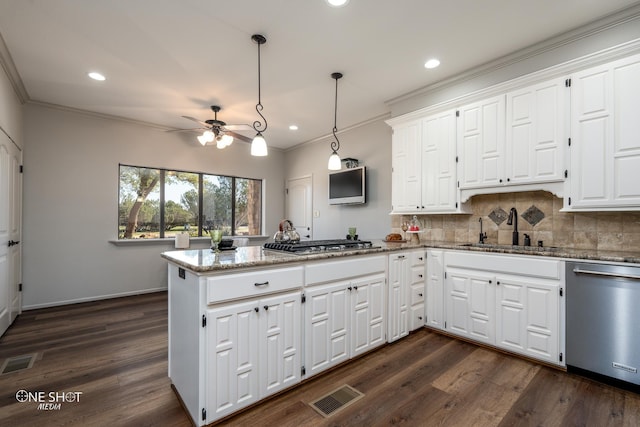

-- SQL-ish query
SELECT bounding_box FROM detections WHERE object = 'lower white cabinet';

[425,249,445,330]
[304,273,386,378]
[388,250,426,342]
[206,290,302,421]
[304,255,387,378]
[441,251,565,366]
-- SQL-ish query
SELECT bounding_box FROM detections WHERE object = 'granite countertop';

[161,239,640,273]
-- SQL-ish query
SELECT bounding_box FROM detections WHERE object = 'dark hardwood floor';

[0,292,638,427]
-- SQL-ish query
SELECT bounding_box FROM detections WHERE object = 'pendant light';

[328,72,343,170]
[250,34,268,157]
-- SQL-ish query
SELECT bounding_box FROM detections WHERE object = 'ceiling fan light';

[251,133,268,156]
[197,134,208,146]
[328,151,342,170]
[221,133,233,146]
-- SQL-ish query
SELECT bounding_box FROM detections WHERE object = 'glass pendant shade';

[216,134,234,149]
[328,151,341,170]
[251,133,268,156]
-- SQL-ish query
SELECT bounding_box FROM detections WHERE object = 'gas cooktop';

[263,239,377,254]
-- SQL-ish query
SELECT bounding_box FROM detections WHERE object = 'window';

[118,165,262,239]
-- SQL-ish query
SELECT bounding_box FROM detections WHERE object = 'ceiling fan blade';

[227,130,253,143]
[182,115,210,127]
[165,127,205,133]
[223,123,253,131]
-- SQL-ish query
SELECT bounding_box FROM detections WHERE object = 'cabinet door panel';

[207,301,259,420]
[305,282,349,377]
[445,268,494,344]
[458,96,505,189]
[259,292,301,397]
[570,54,640,208]
[391,121,421,212]
[507,79,565,184]
[426,250,445,330]
[352,274,386,357]
[496,280,526,353]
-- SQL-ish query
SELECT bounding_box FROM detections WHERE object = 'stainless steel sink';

[457,243,560,252]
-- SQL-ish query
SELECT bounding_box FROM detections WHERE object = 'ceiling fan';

[175,105,253,148]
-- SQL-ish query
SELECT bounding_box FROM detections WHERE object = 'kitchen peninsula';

[162,241,640,425]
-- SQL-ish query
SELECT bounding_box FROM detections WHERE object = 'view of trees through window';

[118,165,262,239]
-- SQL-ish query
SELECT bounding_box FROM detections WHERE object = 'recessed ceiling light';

[289,125,299,131]
[326,0,349,7]
[424,59,440,69]
[88,72,106,81]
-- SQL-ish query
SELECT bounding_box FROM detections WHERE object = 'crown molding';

[0,31,29,103]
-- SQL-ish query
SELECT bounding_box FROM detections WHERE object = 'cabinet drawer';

[410,283,425,305]
[410,250,426,266]
[411,266,425,283]
[206,266,303,304]
[305,255,386,286]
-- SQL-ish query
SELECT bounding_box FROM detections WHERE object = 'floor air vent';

[1,354,36,375]
[310,384,364,418]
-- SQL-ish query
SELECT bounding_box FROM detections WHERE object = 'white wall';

[0,62,23,146]
[284,118,392,241]
[22,104,286,308]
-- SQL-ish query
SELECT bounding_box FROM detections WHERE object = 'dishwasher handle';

[573,268,640,281]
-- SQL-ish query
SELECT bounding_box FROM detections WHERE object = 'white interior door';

[0,131,22,337]
[285,176,312,241]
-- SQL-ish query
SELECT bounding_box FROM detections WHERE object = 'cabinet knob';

[489,280,492,284]
[507,178,510,182]
[499,179,503,183]
[263,305,269,311]
[418,316,423,320]
[418,293,423,297]
[254,307,259,312]
[497,281,500,285]
[254,281,269,287]
[348,286,352,291]
[418,257,423,261]
[418,274,423,278]
[353,285,358,290]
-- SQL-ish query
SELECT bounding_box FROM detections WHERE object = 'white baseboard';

[22,287,168,311]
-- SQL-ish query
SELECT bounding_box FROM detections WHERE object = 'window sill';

[109,236,270,247]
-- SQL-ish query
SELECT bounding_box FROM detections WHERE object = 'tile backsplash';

[391,191,640,252]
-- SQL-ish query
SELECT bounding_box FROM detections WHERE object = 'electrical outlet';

[313,210,320,218]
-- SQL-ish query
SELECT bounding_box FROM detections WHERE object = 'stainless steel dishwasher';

[566,261,640,391]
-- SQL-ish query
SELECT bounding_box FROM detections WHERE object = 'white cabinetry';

[567,53,640,210]
[442,251,565,366]
[389,110,465,214]
[408,250,426,331]
[391,120,421,212]
[425,249,445,330]
[206,290,301,420]
[388,250,426,342]
[168,264,304,426]
[304,255,386,378]
[458,95,506,191]
[458,78,567,201]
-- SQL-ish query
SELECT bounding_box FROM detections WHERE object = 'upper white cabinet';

[390,110,466,214]
[391,120,422,213]
[506,78,567,185]
[421,111,460,213]
[457,78,567,201]
[457,95,506,190]
[566,53,640,210]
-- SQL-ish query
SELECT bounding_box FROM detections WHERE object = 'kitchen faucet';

[506,207,519,245]
[478,217,487,244]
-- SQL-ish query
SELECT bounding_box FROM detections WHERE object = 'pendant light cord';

[253,36,267,134]
[330,72,342,153]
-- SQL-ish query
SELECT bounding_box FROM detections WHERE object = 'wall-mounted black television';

[328,166,366,205]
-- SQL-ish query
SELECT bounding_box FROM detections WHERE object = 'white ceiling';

[1,0,639,150]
